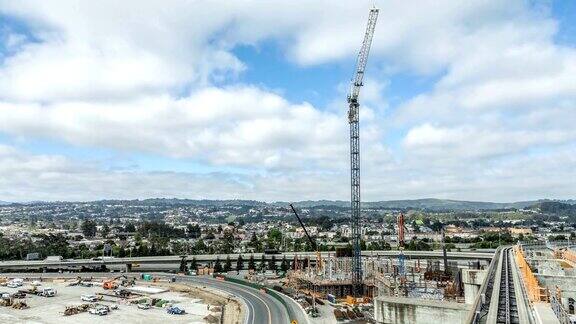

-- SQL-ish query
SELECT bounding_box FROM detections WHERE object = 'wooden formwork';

[514,245,549,303]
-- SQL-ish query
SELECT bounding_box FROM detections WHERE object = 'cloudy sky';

[0,0,574,202]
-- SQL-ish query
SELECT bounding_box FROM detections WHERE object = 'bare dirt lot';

[0,279,225,324]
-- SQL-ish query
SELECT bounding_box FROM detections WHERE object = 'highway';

[0,250,494,271]
[176,276,291,324]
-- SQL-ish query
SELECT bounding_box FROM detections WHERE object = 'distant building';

[508,227,533,237]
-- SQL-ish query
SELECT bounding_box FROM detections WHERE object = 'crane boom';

[289,204,323,271]
[347,8,379,121]
[348,7,379,297]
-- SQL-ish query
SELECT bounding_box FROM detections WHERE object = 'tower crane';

[347,7,379,297]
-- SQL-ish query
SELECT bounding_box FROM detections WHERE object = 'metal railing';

[551,295,573,324]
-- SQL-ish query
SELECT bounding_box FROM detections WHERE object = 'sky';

[0,0,574,203]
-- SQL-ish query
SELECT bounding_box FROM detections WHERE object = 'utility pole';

[347,7,379,297]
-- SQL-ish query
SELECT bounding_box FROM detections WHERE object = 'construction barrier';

[514,245,549,303]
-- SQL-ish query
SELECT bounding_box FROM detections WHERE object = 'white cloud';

[0,86,356,170]
[0,0,574,202]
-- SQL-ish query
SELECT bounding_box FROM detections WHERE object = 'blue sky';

[0,0,574,202]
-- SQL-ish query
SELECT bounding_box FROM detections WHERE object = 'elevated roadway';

[0,250,494,272]
[467,246,535,324]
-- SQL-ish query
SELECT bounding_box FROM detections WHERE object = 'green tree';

[267,228,282,249]
[280,256,289,272]
[248,255,255,270]
[224,256,232,272]
[101,224,110,238]
[259,254,267,271]
[189,257,198,271]
[236,255,244,271]
[268,255,277,271]
[81,219,97,238]
[214,257,223,273]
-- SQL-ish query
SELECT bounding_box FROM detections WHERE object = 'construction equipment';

[289,204,323,271]
[12,301,28,309]
[347,7,379,297]
[103,275,133,290]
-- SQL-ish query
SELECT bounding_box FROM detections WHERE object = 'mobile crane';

[289,204,323,272]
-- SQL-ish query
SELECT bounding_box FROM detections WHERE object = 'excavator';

[102,275,135,290]
[289,204,323,272]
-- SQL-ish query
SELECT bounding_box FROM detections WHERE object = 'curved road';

[177,276,291,324]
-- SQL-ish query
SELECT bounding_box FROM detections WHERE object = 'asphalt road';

[177,276,292,324]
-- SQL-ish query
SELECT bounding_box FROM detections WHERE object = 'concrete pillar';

[462,268,487,304]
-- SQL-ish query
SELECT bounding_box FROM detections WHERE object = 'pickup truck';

[81,294,99,302]
[38,288,57,297]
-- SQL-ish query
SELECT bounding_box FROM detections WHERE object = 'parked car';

[88,306,108,316]
[38,288,56,297]
[7,278,24,288]
[167,306,185,315]
[137,303,151,310]
[81,294,98,302]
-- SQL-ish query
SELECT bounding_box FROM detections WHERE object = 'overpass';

[0,250,493,272]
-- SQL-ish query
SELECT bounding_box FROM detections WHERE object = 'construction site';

[278,209,486,323]
[0,274,241,324]
[243,7,494,323]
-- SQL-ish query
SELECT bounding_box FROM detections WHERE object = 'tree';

[224,256,232,272]
[187,223,201,238]
[124,223,136,232]
[81,219,97,238]
[249,233,261,252]
[101,224,110,238]
[259,254,267,271]
[214,257,223,273]
[267,228,282,249]
[280,256,289,272]
[268,255,277,271]
[236,255,244,271]
[189,257,198,271]
[194,239,207,254]
[248,255,255,270]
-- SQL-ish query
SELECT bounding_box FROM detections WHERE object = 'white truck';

[38,287,57,297]
[7,278,23,288]
[45,256,63,262]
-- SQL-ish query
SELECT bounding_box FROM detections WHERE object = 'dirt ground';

[152,281,244,324]
[0,277,241,324]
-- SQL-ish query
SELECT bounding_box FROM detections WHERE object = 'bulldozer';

[12,301,28,309]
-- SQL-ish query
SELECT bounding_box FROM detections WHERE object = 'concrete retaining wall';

[374,296,470,324]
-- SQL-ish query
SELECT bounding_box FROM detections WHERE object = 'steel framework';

[347,7,379,296]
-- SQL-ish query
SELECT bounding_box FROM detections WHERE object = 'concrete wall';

[462,269,486,304]
[374,296,471,324]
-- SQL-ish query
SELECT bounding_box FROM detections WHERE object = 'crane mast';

[348,7,379,297]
